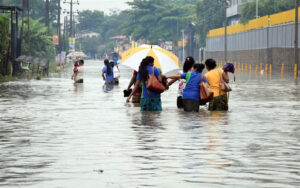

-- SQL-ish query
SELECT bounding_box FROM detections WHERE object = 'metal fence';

[206,22,300,52]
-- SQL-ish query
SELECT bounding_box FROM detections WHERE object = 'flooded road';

[1,60,300,187]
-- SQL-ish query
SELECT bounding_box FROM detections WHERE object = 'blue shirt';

[137,65,161,98]
[102,66,114,82]
[112,57,118,64]
[180,72,207,101]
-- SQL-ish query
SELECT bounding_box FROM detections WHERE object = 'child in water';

[71,60,84,83]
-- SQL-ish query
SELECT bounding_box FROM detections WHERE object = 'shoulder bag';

[199,75,214,105]
[219,70,232,92]
[146,67,166,93]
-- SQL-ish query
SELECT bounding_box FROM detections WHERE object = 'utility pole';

[27,0,30,55]
[181,29,185,60]
[63,0,79,37]
[256,0,259,18]
[63,16,67,51]
[58,0,61,51]
[295,0,299,77]
[45,0,50,34]
[224,0,229,62]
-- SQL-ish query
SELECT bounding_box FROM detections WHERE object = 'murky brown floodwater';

[0,60,300,188]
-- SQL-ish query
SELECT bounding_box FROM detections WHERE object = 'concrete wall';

[206,48,300,71]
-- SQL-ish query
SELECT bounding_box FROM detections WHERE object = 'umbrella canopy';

[121,45,179,74]
[67,51,87,58]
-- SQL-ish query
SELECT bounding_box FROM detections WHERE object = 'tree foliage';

[21,18,55,59]
[195,0,225,46]
[0,0,59,30]
[123,0,195,43]
[78,10,130,56]
[0,16,10,75]
[241,0,295,23]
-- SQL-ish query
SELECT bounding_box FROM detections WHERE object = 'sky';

[62,0,133,14]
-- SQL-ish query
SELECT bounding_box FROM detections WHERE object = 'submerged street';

[0,60,300,187]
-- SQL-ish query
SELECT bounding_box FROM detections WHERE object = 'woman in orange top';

[205,59,231,111]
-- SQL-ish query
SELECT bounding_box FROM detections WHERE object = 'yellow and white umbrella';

[121,45,179,74]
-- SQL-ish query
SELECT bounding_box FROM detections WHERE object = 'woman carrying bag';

[205,59,234,111]
[167,56,195,108]
[126,56,164,111]
[167,64,207,112]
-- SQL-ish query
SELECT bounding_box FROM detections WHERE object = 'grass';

[0,74,18,83]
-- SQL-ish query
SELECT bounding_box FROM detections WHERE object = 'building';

[226,0,255,25]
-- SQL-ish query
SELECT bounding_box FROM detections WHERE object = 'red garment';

[133,70,138,76]
[133,70,141,94]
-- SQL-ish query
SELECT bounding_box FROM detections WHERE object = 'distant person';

[102,59,114,84]
[167,64,207,112]
[126,56,163,111]
[125,70,142,104]
[167,56,195,108]
[110,60,120,85]
[71,59,84,83]
[223,62,235,83]
[205,59,231,111]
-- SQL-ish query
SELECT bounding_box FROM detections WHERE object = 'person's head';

[146,56,154,66]
[205,59,216,71]
[223,63,235,73]
[74,61,79,67]
[104,59,112,75]
[183,56,195,73]
[79,59,84,66]
[110,61,115,68]
[138,56,153,82]
[192,63,205,73]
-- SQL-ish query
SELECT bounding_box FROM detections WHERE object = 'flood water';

[0,60,300,188]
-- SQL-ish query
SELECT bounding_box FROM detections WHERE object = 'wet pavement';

[0,60,300,187]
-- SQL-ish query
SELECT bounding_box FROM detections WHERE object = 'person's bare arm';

[167,75,181,80]
[223,72,229,83]
[127,80,141,103]
[102,71,106,81]
[167,78,178,87]
[127,74,137,90]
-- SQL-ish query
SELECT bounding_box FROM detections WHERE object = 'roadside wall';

[205,8,300,71]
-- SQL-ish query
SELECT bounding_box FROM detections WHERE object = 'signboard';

[68,37,76,52]
[178,40,187,47]
[52,35,59,45]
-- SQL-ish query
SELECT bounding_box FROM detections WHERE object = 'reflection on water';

[0,60,300,187]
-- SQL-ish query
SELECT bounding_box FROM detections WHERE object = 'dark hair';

[110,61,114,68]
[138,56,154,83]
[79,59,84,64]
[193,63,205,73]
[205,59,216,70]
[183,56,195,73]
[104,59,112,75]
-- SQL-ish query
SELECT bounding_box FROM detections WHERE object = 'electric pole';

[181,29,185,60]
[295,0,299,78]
[256,0,259,18]
[45,0,50,34]
[63,0,79,37]
[58,0,61,51]
[224,0,229,62]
